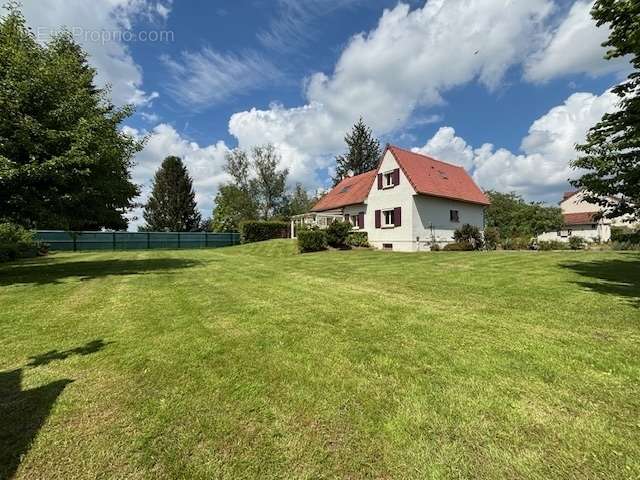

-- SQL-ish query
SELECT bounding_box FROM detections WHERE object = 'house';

[295,145,490,251]
[538,191,637,243]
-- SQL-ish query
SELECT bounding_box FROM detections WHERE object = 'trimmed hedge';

[298,230,327,253]
[240,221,289,244]
[537,240,568,251]
[0,222,46,262]
[501,237,531,250]
[443,242,474,251]
[347,231,369,248]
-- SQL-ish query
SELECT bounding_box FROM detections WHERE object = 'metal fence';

[36,230,240,252]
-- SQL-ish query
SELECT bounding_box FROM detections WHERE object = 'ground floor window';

[383,243,393,250]
[383,209,395,227]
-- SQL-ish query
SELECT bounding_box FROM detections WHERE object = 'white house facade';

[305,145,490,252]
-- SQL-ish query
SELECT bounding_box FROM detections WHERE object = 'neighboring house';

[538,191,636,243]
[297,145,490,252]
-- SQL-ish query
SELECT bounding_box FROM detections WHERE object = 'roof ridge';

[388,144,465,170]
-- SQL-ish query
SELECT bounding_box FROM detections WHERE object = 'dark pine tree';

[332,118,381,186]
[143,156,201,231]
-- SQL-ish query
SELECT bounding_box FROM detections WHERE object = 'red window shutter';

[377,173,383,190]
[393,168,400,186]
[358,212,364,229]
[394,207,401,227]
[375,210,381,228]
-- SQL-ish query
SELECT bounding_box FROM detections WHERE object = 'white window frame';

[382,170,394,189]
[350,214,360,230]
[382,208,395,228]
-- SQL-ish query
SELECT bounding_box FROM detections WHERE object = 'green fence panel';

[35,231,240,252]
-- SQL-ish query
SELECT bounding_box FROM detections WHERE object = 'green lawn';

[1,241,639,479]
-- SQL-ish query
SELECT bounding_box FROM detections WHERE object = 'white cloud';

[257,0,364,52]
[524,0,630,82]
[123,124,230,229]
[412,126,474,170]
[414,90,619,202]
[17,0,168,106]
[161,48,282,108]
[229,0,553,188]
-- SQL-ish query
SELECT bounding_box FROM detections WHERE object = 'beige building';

[538,191,636,243]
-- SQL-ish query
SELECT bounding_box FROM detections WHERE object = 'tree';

[571,0,640,220]
[0,6,141,230]
[332,118,381,186]
[142,156,201,231]
[282,183,313,217]
[251,144,289,219]
[485,191,563,238]
[211,185,257,232]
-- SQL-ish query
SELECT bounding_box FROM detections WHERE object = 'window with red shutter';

[358,212,364,229]
[394,207,401,227]
[392,168,400,186]
[377,173,383,190]
[375,210,381,228]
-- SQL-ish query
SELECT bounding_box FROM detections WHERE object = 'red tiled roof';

[311,170,376,212]
[564,212,599,225]
[388,145,490,205]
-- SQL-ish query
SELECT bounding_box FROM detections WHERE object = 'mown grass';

[1,240,639,479]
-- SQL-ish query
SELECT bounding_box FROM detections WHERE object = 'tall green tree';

[571,0,640,220]
[0,6,141,230]
[485,191,563,238]
[283,183,313,217]
[251,144,289,219]
[332,118,381,186]
[142,156,201,231]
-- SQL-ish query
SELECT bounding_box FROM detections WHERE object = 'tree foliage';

[453,224,484,250]
[282,183,313,217]
[211,144,289,230]
[0,6,141,230]
[485,191,563,238]
[142,156,201,231]
[332,118,381,186]
[571,0,640,220]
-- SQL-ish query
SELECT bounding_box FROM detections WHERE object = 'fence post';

[73,232,77,252]
[177,232,181,249]
[147,232,150,249]
[205,233,208,248]
[112,232,116,251]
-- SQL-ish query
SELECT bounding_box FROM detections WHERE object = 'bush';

[347,231,369,248]
[297,230,328,253]
[453,224,483,250]
[430,243,441,251]
[611,226,640,244]
[537,240,568,251]
[326,220,352,249]
[240,221,289,244]
[0,222,44,262]
[612,241,640,251]
[443,242,474,251]
[569,236,586,250]
[501,237,531,250]
[483,227,500,251]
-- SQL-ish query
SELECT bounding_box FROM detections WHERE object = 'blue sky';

[19,1,631,227]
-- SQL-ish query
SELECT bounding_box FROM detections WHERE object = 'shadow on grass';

[0,339,111,479]
[0,257,200,286]
[561,255,640,308]
[27,339,114,367]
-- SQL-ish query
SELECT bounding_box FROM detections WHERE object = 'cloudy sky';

[18,0,630,229]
